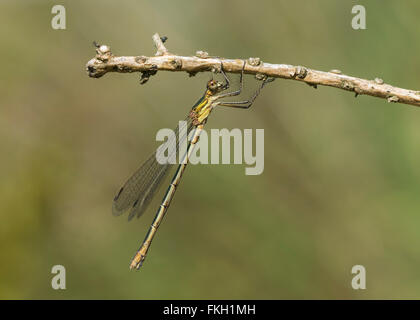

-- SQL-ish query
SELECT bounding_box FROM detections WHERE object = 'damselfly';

[112,61,274,269]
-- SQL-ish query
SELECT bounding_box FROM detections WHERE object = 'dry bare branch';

[86,33,420,107]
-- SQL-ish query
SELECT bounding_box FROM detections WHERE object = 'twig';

[152,33,169,56]
[86,33,420,107]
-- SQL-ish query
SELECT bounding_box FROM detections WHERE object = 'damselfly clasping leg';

[112,61,275,270]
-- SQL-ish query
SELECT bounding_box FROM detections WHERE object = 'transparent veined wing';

[112,116,194,220]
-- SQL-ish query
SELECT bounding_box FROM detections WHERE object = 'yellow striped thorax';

[189,79,226,125]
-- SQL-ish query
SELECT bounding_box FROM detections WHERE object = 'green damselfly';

[112,61,274,269]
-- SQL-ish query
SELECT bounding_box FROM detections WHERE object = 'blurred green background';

[1,0,420,299]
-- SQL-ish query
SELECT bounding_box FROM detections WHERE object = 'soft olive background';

[1,0,420,299]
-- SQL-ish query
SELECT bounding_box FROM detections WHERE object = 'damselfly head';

[207,79,225,94]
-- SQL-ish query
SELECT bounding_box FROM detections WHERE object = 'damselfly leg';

[214,61,275,108]
[215,62,244,99]
[217,77,275,109]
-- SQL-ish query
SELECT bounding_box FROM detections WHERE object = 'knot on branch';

[135,56,148,64]
[195,51,209,59]
[291,66,308,79]
[170,58,183,70]
[248,57,261,66]
[341,80,355,91]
